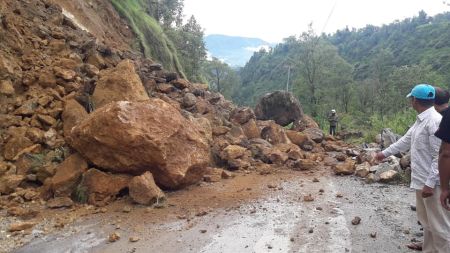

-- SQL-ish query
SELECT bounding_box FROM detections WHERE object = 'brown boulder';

[50,153,88,197]
[92,60,149,110]
[260,121,291,145]
[355,162,371,178]
[62,99,88,140]
[3,135,33,161]
[333,160,356,175]
[156,83,176,94]
[286,130,315,150]
[13,99,38,116]
[8,222,36,232]
[171,79,190,89]
[0,79,14,95]
[242,119,260,139]
[268,149,289,165]
[26,127,45,143]
[304,128,324,143]
[0,175,25,194]
[292,159,317,171]
[53,66,76,81]
[38,69,57,88]
[79,169,132,206]
[229,107,255,125]
[220,145,247,160]
[292,115,319,131]
[47,197,74,208]
[128,172,165,205]
[70,100,211,189]
[212,126,230,136]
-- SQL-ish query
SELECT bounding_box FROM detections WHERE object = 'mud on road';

[12,168,420,253]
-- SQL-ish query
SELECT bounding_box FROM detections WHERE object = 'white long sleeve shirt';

[382,107,442,190]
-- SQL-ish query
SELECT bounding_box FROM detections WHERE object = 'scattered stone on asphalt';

[200,229,207,233]
[352,216,361,225]
[122,206,132,213]
[8,222,37,232]
[313,178,320,182]
[303,194,315,202]
[316,207,323,211]
[309,228,314,233]
[196,210,208,217]
[336,193,344,198]
[129,237,139,242]
[46,197,74,208]
[109,232,120,242]
[410,205,416,211]
[370,232,377,238]
[319,189,324,193]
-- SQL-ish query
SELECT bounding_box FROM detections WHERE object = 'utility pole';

[286,65,291,92]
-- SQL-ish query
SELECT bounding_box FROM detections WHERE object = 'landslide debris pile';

[0,0,374,214]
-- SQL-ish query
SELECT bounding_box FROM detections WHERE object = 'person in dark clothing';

[327,109,338,136]
[434,87,449,116]
[435,107,450,211]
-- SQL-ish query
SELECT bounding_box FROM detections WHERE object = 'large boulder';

[92,60,149,110]
[286,130,315,151]
[259,121,291,145]
[69,100,211,189]
[255,91,303,126]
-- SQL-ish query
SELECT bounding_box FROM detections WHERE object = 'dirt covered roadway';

[12,168,421,253]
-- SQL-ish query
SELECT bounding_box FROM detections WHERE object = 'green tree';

[203,57,240,99]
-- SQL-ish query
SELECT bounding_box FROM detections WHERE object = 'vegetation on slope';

[111,0,185,77]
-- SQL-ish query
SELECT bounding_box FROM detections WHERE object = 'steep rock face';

[92,59,149,110]
[69,99,211,189]
[255,91,303,126]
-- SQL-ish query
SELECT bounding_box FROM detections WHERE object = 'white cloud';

[244,45,272,52]
[184,0,449,42]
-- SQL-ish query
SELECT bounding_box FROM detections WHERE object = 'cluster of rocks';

[352,149,411,184]
[0,0,374,219]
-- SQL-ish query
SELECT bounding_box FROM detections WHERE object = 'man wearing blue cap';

[376,84,450,252]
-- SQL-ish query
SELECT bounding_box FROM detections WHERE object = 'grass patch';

[111,0,185,77]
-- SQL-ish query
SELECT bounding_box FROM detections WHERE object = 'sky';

[183,0,450,43]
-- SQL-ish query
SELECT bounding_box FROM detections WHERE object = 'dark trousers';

[329,125,336,136]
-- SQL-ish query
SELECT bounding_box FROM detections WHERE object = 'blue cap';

[406,84,435,100]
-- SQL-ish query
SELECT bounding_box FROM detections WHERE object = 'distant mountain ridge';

[205,34,274,67]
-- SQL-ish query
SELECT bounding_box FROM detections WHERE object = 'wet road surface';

[14,172,421,253]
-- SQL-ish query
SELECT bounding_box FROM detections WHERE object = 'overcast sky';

[183,0,449,43]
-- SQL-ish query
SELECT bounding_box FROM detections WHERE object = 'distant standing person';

[375,84,449,252]
[327,109,338,136]
[434,86,450,115]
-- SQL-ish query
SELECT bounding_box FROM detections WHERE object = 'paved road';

[14,173,421,253]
